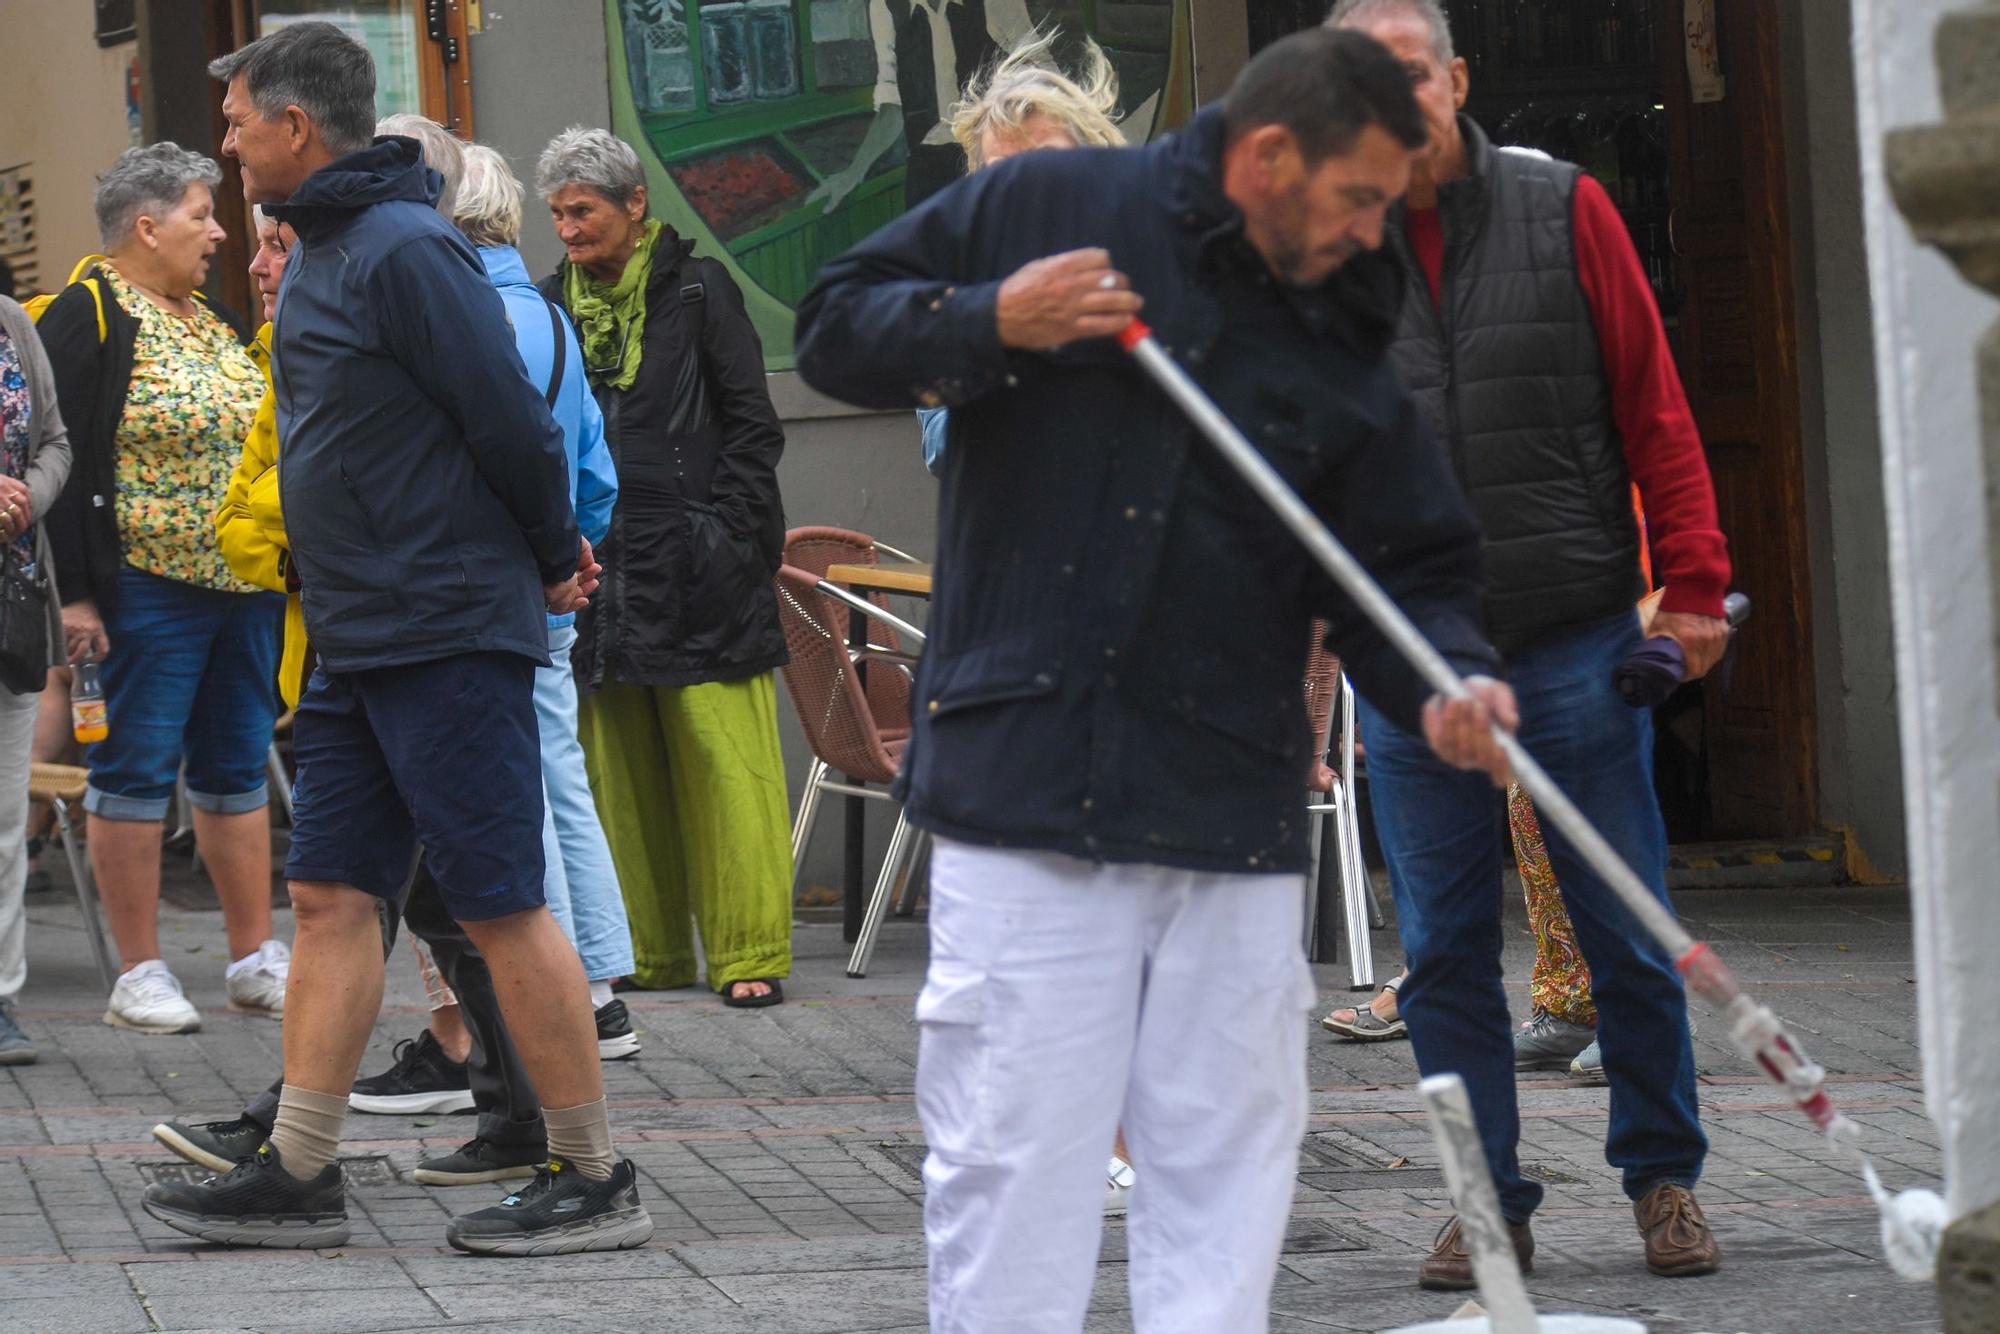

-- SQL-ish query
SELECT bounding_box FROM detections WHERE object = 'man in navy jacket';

[797,27,1515,1330]
[139,21,651,1258]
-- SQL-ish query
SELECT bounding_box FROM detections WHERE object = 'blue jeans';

[86,567,283,821]
[535,622,634,981]
[1358,609,1704,1219]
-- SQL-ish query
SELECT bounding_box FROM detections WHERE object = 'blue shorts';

[85,566,284,822]
[283,652,547,921]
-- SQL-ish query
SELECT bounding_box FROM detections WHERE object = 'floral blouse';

[0,327,32,567]
[105,268,262,592]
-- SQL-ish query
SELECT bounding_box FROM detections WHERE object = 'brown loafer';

[1418,1214,1535,1291]
[1634,1183,1722,1276]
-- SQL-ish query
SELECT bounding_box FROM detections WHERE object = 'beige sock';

[544,1097,615,1182]
[268,1084,348,1181]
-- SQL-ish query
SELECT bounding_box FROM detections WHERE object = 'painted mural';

[605,0,1194,368]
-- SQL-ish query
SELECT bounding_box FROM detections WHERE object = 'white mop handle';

[1419,1074,1542,1334]
[1119,325,1694,960]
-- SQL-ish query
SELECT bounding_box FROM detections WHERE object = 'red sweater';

[1404,174,1729,619]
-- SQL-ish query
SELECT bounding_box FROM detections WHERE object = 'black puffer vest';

[1385,118,1641,652]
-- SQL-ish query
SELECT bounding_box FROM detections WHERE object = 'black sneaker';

[445,1158,654,1256]
[595,999,641,1060]
[152,1114,267,1172]
[350,1031,475,1115]
[142,1141,350,1249]
[414,1136,547,1187]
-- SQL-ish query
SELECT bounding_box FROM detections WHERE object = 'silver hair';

[208,20,377,156]
[376,113,465,218]
[94,142,224,251]
[535,127,647,213]
[452,144,525,249]
[950,25,1124,170]
[1326,0,1458,64]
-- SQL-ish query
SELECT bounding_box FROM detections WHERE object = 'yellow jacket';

[216,324,311,708]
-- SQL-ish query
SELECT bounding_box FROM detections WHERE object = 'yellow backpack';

[22,255,112,341]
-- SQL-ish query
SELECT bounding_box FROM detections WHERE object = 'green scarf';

[564,217,663,391]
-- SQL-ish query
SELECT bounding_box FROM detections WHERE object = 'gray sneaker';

[1513,1011,1596,1071]
[0,1002,35,1066]
[1569,1038,1606,1085]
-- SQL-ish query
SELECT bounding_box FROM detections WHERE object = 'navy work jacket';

[795,106,1500,874]
[270,137,579,673]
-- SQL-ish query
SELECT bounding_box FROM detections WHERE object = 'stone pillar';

[1879,1,2000,1325]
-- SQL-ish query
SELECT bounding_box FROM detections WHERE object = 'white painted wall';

[1851,0,2000,1219]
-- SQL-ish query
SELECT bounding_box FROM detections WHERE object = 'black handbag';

[0,537,50,695]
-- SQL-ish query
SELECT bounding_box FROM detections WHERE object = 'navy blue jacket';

[270,138,579,672]
[795,106,1500,874]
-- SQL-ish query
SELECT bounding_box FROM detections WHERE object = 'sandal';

[722,978,784,1009]
[1320,973,1407,1041]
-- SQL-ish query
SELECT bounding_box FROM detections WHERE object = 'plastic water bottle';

[71,659,108,744]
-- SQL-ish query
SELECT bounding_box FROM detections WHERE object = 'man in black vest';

[806,0,1035,213]
[1332,0,1730,1290]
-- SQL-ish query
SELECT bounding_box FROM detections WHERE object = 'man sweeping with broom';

[797,27,1514,1332]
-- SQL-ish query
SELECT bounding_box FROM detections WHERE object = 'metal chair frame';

[28,763,118,989]
[775,538,930,980]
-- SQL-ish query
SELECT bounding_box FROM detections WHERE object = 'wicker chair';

[774,528,928,978]
[27,762,118,988]
[1301,620,1376,988]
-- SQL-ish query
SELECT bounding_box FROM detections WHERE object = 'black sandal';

[722,979,784,1009]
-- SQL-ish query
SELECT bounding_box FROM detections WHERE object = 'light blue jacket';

[479,244,618,627]
[918,406,948,476]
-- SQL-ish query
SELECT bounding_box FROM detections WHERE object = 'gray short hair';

[376,114,464,217]
[453,145,525,249]
[1326,0,1457,65]
[535,127,646,212]
[208,20,377,156]
[94,142,224,250]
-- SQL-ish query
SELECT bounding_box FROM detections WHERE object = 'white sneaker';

[1104,1155,1135,1216]
[225,939,290,1017]
[104,961,201,1034]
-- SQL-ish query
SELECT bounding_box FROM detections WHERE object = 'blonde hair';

[453,144,525,248]
[950,27,1123,171]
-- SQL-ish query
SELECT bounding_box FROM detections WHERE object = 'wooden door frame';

[1661,0,1820,834]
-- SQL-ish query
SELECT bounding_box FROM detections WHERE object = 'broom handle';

[1118,322,1695,960]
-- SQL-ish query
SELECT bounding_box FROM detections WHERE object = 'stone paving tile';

[3,885,1953,1331]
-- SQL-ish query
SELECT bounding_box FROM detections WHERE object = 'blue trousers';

[1357,609,1705,1219]
[534,622,634,981]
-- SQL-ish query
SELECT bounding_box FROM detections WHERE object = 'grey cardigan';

[0,296,74,669]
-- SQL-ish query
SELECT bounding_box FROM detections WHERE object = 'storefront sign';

[1684,0,1725,104]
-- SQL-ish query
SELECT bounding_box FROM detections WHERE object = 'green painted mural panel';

[609,0,1194,366]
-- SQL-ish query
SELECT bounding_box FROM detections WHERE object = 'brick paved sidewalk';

[1,870,1941,1332]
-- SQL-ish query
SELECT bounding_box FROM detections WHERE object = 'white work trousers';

[918,837,1317,1333]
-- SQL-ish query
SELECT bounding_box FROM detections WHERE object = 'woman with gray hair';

[39,142,288,1035]
[535,127,794,1008]
[444,143,634,1046]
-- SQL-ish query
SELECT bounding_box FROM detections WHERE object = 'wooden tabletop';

[826,561,933,596]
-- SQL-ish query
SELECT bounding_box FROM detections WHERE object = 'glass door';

[254,0,472,133]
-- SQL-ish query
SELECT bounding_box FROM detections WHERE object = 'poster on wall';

[1683,0,1724,104]
[607,0,1194,369]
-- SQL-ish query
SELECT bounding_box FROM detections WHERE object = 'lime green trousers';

[578,673,793,992]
